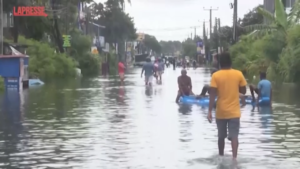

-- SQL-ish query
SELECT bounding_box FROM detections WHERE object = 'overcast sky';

[96,0,263,41]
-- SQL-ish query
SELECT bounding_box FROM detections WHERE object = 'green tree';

[89,1,136,57]
[160,41,182,56]
[143,34,161,54]
[239,5,264,27]
[4,0,141,77]
[182,38,197,58]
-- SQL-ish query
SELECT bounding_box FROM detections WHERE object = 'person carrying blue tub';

[249,72,272,107]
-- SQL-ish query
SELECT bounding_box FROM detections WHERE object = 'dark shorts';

[178,90,190,96]
[216,118,240,139]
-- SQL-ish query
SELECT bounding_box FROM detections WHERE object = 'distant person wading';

[118,61,126,83]
[141,58,155,86]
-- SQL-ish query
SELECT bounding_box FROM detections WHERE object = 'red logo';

[13,6,47,17]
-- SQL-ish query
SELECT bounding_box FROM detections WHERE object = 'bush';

[77,53,101,76]
[70,30,101,75]
[108,52,118,75]
[230,33,286,82]
[17,36,76,79]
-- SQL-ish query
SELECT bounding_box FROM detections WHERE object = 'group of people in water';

[141,58,165,86]
[118,57,166,85]
[176,52,272,161]
[139,57,198,87]
[121,52,272,161]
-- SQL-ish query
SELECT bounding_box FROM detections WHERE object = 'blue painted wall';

[0,58,20,77]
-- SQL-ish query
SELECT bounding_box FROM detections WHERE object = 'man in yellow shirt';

[207,52,247,160]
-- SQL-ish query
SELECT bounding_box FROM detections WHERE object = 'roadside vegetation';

[230,0,300,83]
[3,0,142,78]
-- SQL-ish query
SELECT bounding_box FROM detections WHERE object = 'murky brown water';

[0,67,300,169]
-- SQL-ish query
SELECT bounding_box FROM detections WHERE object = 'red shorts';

[119,72,124,77]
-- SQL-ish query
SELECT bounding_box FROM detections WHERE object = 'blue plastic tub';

[179,95,270,106]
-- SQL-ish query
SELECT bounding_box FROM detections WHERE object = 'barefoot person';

[175,69,194,103]
[141,58,154,86]
[118,61,125,82]
[249,72,272,107]
[207,52,247,160]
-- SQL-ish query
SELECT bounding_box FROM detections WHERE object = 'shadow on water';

[1,68,300,168]
[178,104,192,115]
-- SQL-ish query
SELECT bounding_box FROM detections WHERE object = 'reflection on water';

[178,104,192,115]
[0,68,300,168]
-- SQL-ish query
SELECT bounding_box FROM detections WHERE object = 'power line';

[203,7,218,38]
[138,26,202,31]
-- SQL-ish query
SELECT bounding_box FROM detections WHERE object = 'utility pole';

[0,0,3,55]
[203,7,218,39]
[232,0,237,43]
[218,18,222,53]
[191,26,197,38]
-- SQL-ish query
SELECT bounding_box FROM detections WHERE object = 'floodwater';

[1,67,300,169]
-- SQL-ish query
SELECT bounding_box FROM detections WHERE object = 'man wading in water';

[207,52,247,162]
[141,58,154,86]
[249,72,272,108]
[175,69,194,103]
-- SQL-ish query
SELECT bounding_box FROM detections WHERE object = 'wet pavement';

[1,67,300,168]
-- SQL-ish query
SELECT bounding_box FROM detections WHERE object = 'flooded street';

[1,67,300,169]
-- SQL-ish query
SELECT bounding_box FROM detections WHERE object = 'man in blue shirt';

[250,72,272,106]
[141,58,154,86]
